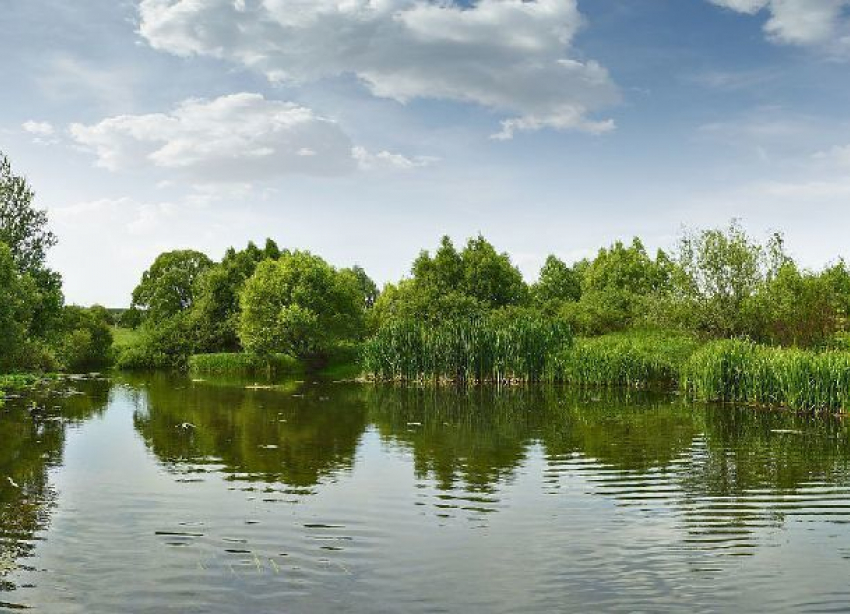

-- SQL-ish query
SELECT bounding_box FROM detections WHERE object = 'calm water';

[3,375,850,613]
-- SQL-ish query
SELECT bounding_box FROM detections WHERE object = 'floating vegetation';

[362,316,571,383]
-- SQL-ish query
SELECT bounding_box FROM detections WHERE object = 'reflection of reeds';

[362,317,571,383]
[683,339,850,411]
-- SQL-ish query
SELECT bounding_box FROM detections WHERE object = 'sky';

[2,0,850,307]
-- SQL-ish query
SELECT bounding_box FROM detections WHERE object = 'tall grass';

[557,330,700,388]
[188,353,303,377]
[362,316,571,383]
[682,340,850,411]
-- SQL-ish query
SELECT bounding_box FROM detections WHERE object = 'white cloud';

[137,0,619,138]
[353,146,435,171]
[710,0,850,52]
[22,120,55,136]
[68,92,420,181]
[813,144,850,168]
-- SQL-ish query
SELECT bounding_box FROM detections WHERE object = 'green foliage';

[0,242,39,370]
[0,152,64,366]
[362,314,572,383]
[561,238,672,335]
[188,352,302,376]
[115,314,197,370]
[741,262,843,347]
[190,239,281,352]
[347,264,379,309]
[54,306,113,372]
[372,234,526,329]
[131,250,213,322]
[0,152,57,274]
[533,255,581,305]
[674,221,785,337]
[238,251,365,358]
[682,340,850,411]
[557,330,700,388]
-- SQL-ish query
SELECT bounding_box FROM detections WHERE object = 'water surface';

[2,375,850,612]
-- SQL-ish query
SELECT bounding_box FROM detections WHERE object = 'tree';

[676,221,785,337]
[238,251,364,358]
[346,265,379,309]
[0,151,63,343]
[131,250,213,323]
[0,152,57,273]
[564,238,673,335]
[533,255,581,304]
[461,234,526,308]
[0,242,38,370]
[55,306,113,371]
[373,234,527,328]
[190,240,281,352]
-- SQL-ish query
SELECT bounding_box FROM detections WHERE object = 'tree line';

[3,148,850,376]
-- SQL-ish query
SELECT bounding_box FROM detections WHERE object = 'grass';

[188,353,303,377]
[112,326,141,350]
[362,316,572,383]
[557,330,700,389]
[682,339,850,412]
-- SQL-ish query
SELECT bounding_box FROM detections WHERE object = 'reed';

[557,330,699,388]
[362,316,572,383]
[682,340,850,411]
[188,353,303,376]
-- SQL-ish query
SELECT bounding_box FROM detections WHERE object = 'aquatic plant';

[556,330,700,388]
[682,339,850,411]
[187,352,302,376]
[362,315,571,383]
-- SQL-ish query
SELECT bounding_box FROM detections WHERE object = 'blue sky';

[2,0,850,306]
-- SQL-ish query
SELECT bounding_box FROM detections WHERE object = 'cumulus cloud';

[352,146,435,171]
[709,0,850,52]
[137,0,619,138]
[22,120,55,136]
[69,92,420,181]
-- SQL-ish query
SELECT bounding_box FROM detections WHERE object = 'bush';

[55,306,113,372]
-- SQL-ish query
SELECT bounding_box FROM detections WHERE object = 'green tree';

[131,250,213,323]
[238,251,364,358]
[0,152,57,273]
[676,221,785,337]
[0,151,63,344]
[564,238,672,335]
[373,235,526,329]
[55,305,113,371]
[190,240,281,352]
[461,234,526,308]
[533,255,582,304]
[346,265,379,309]
[0,242,38,370]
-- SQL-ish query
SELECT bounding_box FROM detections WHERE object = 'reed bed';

[682,340,850,411]
[188,353,303,376]
[362,317,572,383]
[557,330,700,388]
